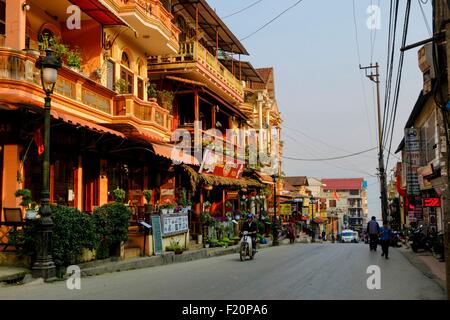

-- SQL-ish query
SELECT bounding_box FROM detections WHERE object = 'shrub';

[92,203,132,258]
[147,83,157,99]
[51,205,99,267]
[8,205,99,272]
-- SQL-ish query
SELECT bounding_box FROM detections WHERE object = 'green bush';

[92,203,131,258]
[8,205,99,271]
[51,205,99,267]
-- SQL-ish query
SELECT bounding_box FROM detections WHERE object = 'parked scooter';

[390,231,402,247]
[409,225,432,253]
[240,231,255,261]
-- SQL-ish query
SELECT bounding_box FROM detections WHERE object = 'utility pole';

[433,0,450,300]
[360,63,389,224]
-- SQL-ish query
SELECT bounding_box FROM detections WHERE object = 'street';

[0,243,445,300]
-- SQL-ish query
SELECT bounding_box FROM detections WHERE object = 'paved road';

[0,243,446,300]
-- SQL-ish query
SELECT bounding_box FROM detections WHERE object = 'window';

[137,78,144,100]
[121,52,130,68]
[106,60,115,91]
[350,190,359,195]
[120,67,133,94]
[420,110,438,164]
[329,200,336,208]
[0,0,5,36]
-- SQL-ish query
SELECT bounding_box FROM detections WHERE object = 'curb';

[397,248,447,293]
[79,243,274,277]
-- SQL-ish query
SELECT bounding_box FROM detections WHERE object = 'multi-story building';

[0,0,280,257]
[322,178,368,233]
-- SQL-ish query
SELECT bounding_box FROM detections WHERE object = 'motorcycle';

[240,231,255,261]
[390,231,402,247]
[409,225,432,253]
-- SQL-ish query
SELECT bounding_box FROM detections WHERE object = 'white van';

[341,229,359,243]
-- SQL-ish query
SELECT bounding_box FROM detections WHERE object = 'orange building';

[0,0,270,254]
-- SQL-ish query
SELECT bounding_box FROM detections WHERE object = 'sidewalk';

[398,246,446,291]
[0,267,29,284]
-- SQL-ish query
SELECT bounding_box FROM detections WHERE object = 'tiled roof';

[321,178,364,190]
[284,176,309,187]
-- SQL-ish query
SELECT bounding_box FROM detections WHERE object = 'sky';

[208,0,432,219]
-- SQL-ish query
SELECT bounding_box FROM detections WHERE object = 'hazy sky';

[208,0,432,218]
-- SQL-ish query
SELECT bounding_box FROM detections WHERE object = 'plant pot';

[148,97,157,102]
[174,249,183,255]
[168,209,174,214]
[204,244,210,248]
[26,209,37,220]
[25,49,41,58]
[161,208,168,215]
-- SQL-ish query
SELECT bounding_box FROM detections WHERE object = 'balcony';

[148,41,244,104]
[106,0,180,54]
[0,48,172,138]
[113,94,173,133]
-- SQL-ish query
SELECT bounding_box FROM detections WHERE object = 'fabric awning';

[180,164,264,193]
[100,123,163,142]
[152,143,200,166]
[68,0,129,26]
[50,110,126,138]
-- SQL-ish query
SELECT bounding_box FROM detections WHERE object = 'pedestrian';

[367,216,380,251]
[321,231,326,241]
[380,222,393,259]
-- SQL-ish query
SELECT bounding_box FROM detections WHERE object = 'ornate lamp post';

[310,195,316,242]
[271,174,279,246]
[33,49,61,279]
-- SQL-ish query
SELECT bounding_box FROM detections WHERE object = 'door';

[83,156,99,213]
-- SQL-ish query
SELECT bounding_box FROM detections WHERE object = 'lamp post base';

[32,261,56,280]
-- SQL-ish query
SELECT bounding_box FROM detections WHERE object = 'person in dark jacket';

[243,213,258,255]
[379,222,393,259]
[367,216,380,251]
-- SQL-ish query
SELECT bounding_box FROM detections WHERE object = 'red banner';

[199,150,244,179]
[422,198,441,207]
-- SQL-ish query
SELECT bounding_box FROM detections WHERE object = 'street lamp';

[33,49,61,279]
[310,195,316,242]
[271,174,279,246]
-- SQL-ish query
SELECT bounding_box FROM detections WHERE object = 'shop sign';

[162,213,189,236]
[405,128,421,196]
[199,149,244,179]
[422,198,441,207]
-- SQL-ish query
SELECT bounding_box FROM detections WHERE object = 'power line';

[240,0,304,41]
[385,0,411,171]
[222,0,264,19]
[417,0,432,36]
[283,147,377,162]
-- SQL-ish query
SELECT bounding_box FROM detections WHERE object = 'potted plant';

[114,79,128,94]
[143,190,153,212]
[157,90,174,112]
[147,83,158,101]
[160,203,169,215]
[66,48,82,72]
[15,189,38,219]
[167,202,176,214]
[113,187,126,204]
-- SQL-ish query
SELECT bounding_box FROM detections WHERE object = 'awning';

[256,172,275,185]
[219,59,265,83]
[68,0,129,26]
[100,123,163,142]
[50,110,126,138]
[180,164,264,193]
[152,143,200,166]
[176,0,249,55]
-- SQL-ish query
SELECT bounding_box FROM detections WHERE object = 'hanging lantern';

[203,185,213,191]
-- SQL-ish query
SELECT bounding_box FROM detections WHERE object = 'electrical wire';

[222,0,264,19]
[385,0,411,171]
[240,0,304,41]
[283,147,377,162]
[417,0,432,36]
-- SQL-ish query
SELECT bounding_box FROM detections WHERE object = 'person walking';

[367,216,380,251]
[380,222,393,259]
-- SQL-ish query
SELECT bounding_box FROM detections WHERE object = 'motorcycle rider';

[243,213,258,255]
[367,216,380,251]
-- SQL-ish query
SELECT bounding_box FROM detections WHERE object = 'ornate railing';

[111,0,180,42]
[113,94,173,133]
[149,41,244,98]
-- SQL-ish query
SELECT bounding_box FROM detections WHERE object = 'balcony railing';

[113,94,173,132]
[111,0,180,42]
[0,48,172,136]
[149,41,244,99]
